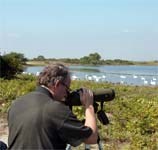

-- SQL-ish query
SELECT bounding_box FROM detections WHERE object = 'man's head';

[37,63,71,101]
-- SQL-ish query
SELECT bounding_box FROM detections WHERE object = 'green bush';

[0,52,27,79]
[0,76,36,113]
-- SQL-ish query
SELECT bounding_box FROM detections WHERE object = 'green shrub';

[0,52,27,79]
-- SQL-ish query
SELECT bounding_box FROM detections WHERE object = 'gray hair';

[37,63,70,87]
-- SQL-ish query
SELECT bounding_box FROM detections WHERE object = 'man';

[8,63,98,149]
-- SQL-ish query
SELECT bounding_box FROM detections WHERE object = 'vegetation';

[0,51,158,149]
[0,75,158,149]
[0,52,27,79]
[30,52,158,66]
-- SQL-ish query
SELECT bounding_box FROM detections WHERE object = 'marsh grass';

[0,76,158,149]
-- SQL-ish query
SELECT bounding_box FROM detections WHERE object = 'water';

[25,65,158,86]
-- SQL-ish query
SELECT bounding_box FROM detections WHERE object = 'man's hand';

[79,88,94,108]
[79,88,98,144]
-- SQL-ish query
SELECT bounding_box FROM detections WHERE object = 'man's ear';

[50,80,60,92]
[54,80,60,89]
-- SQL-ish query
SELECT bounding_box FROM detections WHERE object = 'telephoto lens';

[66,88,115,106]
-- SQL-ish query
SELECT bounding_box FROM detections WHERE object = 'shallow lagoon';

[25,65,158,86]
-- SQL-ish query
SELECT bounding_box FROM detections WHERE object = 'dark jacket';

[8,86,92,150]
[0,141,7,150]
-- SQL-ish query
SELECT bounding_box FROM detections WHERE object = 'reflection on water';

[25,65,158,86]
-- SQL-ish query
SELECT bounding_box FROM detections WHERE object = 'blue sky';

[0,0,158,61]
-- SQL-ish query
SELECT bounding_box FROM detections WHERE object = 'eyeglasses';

[61,82,71,92]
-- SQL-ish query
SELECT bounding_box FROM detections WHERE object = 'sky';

[0,0,158,61]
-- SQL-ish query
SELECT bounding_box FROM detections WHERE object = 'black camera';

[66,88,115,125]
[66,88,115,106]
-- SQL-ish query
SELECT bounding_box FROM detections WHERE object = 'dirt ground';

[0,115,8,146]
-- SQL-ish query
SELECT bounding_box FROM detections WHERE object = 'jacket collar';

[35,86,54,99]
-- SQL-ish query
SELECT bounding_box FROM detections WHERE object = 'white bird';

[94,76,102,82]
[144,80,148,85]
[36,72,40,76]
[71,75,78,80]
[102,75,106,79]
[92,75,97,80]
[120,75,126,79]
[150,80,156,85]
[153,77,157,81]
[120,80,124,84]
[87,76,93,81]
[141,77,145,80]
[133,75,138,79]
[85,75,93,81]
[22,71,27,74]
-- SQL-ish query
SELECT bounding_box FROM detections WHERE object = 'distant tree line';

[1,51,157,79]
[32,52,134,65]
